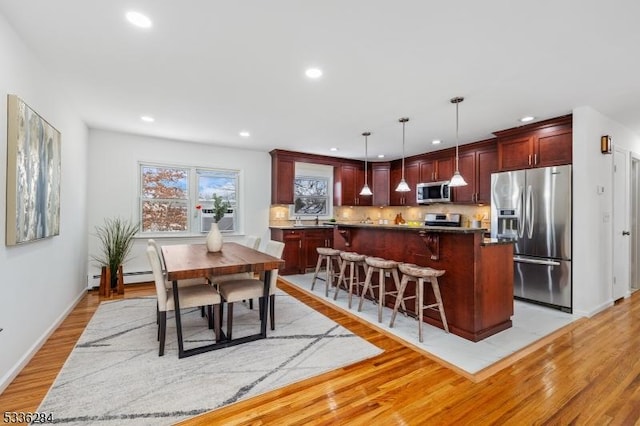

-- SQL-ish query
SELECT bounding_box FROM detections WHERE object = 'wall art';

[6,94,61,245]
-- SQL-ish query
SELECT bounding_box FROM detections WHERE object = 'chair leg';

[158,311,166,356]
[207,305,214,329]
[418,278,424,342]
[431,277,449,333]
[201,306,205,317]
[358,266,375,312]
[391,268,408,315]
[390,275,410,327]
[311,255,324,290]
[334,258,348,300]
[325,256,332,297]
[226,303,234,340]
[378,269,385,323]
[270,294,275,330]
[347,262,356,308]
[249,299,254,310]
[214,304,222,342]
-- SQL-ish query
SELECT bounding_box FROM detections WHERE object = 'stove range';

[424,213,461,227]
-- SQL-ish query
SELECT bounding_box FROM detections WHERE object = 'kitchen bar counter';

[333,223,514,341]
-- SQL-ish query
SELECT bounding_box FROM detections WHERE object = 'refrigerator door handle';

[513,256,561,266]
[518,186,525,238]
[527,185,534,239]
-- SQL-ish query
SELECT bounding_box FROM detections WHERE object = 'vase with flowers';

[206,194,231,252]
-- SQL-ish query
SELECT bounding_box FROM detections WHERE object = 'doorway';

[612,148,630,301]
[631,154,640,291]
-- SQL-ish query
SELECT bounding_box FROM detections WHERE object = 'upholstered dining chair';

[217,240,285,339]
[208,235,262,288]
[148,239,210,288]
[146,245,222,356]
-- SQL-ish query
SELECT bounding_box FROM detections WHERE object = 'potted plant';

[92,217,139,295]
[212,193,231,223]
[206,194,230,252]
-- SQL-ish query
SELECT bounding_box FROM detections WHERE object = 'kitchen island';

[333,223,514,342]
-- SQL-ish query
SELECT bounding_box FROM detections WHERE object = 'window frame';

[139,162,240,236]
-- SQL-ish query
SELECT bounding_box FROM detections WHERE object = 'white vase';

[206,222,223,252]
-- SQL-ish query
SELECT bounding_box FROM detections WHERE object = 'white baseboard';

[0,289,87,394]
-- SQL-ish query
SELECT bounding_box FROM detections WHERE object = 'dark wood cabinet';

[371,162,390,206]
[334,164,372,206]
[419,155,454,183]
[270,152,295,204]
[453,141,498,204]
[270,227,334,275]
[390,161,419,206]
[496,115,572,171]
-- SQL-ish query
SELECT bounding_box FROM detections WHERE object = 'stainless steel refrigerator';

[490,165,572,312]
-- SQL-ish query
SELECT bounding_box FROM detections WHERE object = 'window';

[293,176,329,216]
[140,163,239,234]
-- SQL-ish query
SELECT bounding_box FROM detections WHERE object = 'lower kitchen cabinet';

[270,227,334,275]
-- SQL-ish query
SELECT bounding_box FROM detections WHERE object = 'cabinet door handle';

[534,154,537,165]
[528,154,532,165]
[299,241,302,248]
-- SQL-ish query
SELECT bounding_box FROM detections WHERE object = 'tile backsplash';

[270,204,491,229]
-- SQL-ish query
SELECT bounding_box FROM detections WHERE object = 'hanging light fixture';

[449,96,468,187]
[395,117,411,192]
[360,131,373,196]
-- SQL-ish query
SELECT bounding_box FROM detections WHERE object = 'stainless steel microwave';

[416,181,451,204]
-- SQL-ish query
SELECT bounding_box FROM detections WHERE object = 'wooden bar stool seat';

[358,257,406,323]
[311,247,342,297]
[390,263,448,342]
[334,251,370,308]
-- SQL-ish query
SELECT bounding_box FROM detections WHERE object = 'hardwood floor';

[2,283,640,425]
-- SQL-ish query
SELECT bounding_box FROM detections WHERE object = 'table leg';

[260,270,271,337]
[172,280,185,358]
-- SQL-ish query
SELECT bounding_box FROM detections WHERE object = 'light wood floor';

[2,282,640,425]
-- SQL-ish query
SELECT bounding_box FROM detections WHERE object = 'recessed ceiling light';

[239,131,250,137]
[432,139,441,145]
[126,11,152,28]
[305,68,323,79]
[377,154,385,158]
[330,147,338,152]
[520,116,535,123]
[140,115,155,123]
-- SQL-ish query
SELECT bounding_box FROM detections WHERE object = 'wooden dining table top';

[162,242,284,281]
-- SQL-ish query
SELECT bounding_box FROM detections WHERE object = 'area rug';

[37,291,382,425]
[282,273,578,377]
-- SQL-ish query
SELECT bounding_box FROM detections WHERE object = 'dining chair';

[208,235,262,287]
[148,239,210,288]
[147,245,222,356]
[217,240,285,339]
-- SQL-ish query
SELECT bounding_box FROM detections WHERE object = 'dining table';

[162,242,284,358]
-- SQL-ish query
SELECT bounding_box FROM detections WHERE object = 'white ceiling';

[2,1,640,161]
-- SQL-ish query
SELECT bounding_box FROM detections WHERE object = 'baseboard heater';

[88,270,153,289]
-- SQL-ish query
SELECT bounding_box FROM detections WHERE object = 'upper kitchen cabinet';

[334,163,372,206]
[270,150,296,204]
[390,160,419,206]
[495,115,572,171]
[371,162,390,206]
[418,151,454,183]
[452,140,498,204]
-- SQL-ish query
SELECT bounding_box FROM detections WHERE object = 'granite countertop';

[333,222,488,234]
[269,224,337,230]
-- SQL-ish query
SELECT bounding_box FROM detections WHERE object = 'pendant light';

[449,96,468,187]
[395,117,411,192]
[360,131,373,196]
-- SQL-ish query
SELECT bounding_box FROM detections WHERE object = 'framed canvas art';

[6,94,61,245]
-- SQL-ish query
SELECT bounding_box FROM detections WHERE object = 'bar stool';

[311,247,342,297]
[390,263,448,342]
[358,257,406,323]
[334,251,371,308]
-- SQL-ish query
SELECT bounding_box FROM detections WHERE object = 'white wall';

[572,106,640,316]
[86,129,272,283]
[0,15,89,391]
